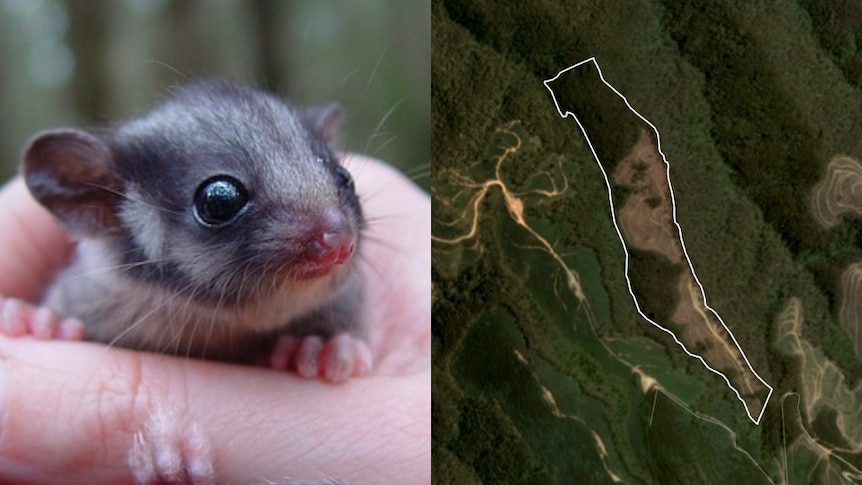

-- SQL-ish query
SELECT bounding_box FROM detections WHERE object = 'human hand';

[0,154,430,484]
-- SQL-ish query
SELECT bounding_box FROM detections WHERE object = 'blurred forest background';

[0,0,430,190]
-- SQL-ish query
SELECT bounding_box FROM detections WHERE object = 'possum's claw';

[128,404,214,485]
[0,296,84,340]
[269,333,372,383]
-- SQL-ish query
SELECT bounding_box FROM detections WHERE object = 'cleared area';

[615,129,772,416]
[613,129,683,264]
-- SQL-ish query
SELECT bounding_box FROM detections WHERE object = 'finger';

[0,338,430,484]
[347,155,431,375]
[0,177,73,301]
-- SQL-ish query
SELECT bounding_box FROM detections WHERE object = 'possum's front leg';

[269,332,373,383]
[0,296,84,340]
[267,270,372,383]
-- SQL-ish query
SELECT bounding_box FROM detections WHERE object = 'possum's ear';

[302,103,344,143]
[22,129,123,237]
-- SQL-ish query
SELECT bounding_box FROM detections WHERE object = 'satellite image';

[432,1,862,483]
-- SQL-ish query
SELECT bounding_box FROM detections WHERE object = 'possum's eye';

[335,165,355,193]
[193,176,249,227]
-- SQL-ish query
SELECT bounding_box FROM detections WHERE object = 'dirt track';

[811,155,862,356]
[839,263,862,356]
[811,155,862,229]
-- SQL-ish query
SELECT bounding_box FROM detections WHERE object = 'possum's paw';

[128,405,214,485]
[269,333,372,383]
[0,296,84,340]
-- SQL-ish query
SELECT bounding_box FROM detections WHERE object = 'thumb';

[0,337,430,484]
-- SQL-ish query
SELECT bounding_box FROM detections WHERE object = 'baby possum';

[12,80,371,484]
[21,80,370,378]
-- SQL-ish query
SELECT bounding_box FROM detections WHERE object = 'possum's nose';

[309,207,355,266]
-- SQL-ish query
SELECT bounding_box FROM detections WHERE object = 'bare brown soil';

[811,155,862,229]
[613,129,683,264]
[672,273,772,413]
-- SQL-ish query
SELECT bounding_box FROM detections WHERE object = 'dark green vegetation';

[433,0,862,483]
[548,59,641,169]
[645,391,772,484]
[627,249,684,323]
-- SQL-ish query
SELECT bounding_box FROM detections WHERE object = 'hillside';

[433,0,862,482]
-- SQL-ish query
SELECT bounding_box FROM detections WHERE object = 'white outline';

[543,57,774,425]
